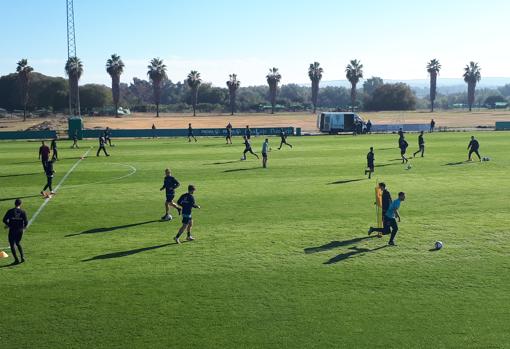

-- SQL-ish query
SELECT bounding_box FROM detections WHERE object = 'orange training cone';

[0,251,9,259]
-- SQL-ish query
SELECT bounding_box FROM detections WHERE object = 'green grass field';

[1,133,509,348]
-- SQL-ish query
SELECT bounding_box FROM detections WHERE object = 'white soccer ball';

[434,241,443,250]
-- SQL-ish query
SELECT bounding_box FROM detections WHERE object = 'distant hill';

[317,77,510,97]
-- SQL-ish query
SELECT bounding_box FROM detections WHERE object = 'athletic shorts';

[400,149,407,155]
[367,164,374,171]
[182,214,192,224]
[262,152,267,158]
[8,230,23,244]
[166,193,175,202]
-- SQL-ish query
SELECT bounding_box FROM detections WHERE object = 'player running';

[188,123,197,142]
[2,199,28,265]
[367,182,392,238]
[96,133,110,157]
[41,159,55,196]
[413,131,425,158]
[241,136,259,160]
[160,168,181,221]
[278,128,293,149]
[364,147,375,179]
[399,137,409,163]
[467,136,481,161]
[50,138,58,161]
[174,185,200,244]
[262,138,270,168]
[105,127,113,146]
[369,191,405,246]
[245,125,251,140]
[430,119,436,133]
[226,122,233,144]
[38,141,50,169]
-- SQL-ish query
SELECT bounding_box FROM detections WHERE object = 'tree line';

[0,56,501,119]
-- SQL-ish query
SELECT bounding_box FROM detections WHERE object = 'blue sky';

[1,0,509,86]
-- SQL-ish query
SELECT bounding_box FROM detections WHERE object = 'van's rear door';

[344,114,354,131]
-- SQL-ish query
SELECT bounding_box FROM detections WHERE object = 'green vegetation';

[1,133,509,348]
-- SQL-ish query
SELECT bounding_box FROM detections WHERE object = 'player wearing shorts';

[226,123,233,144]
[188,123,197,142]
[413,131,425,158]
[38,141,50,169]
[278,129,293,149]
[50,139,58,161]
[241,136,259,160]
[41,159,55,195]
[399,137,409,163]
[97,134,110,156]
[467,136,481,161]
[160,169,181,221]
[2,199,28,265]
[174,185,200,244]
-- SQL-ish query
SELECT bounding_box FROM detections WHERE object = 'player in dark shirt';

[160,168,181,221]
[226,123,233,144]
[105,127,113,146]
[278,129,293,149]
[245,125,251,140]
[41,160,55,195]
[430,119,436,133]
[39,141,51,169]
[71,130,79,149]
[188,123,197,142]
[175,185,200,244]
[413,131,425,158]
[96,133,110,156]
[50,139,58,161]
[366,120,372,134]
[399,137,409,163]
[467,136,481,161]
[364,147,375,179]
[2,199,28,265]
[241,136,259,160]
[368,183,393,238]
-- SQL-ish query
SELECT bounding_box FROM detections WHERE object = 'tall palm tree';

[463,61,481,112]
[106,54,125,117]
[147,58,167,117]
[308,62,323,113]
[16,59,34,121]
[65,56,84,116]
[266,67,281,114]
[345,59,363,112]
[426,59,441,112]
[226,74,241,115]
[186,70,202,116]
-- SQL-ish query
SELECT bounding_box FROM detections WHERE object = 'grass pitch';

[0,132,509,348]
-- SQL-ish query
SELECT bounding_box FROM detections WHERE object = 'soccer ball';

[482,156,490,162]
[406,164,412,170]
[434,241,443,250]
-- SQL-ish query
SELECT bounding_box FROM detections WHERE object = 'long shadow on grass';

[324,245,388,264]
[304,236,373,254]
[328,178,366,185]
[82,243,175,261]
[0,194,41,202]
[0,172,39,178]
[66,220,160,237]
[444,161,473,166]
[223,167,259,173]
[375,163,400,168]
[204,160,241,165]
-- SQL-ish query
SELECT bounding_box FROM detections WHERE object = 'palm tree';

[147,58,167,117]
[266,67,281,114]
[308,62,323,113]
[106,54,125,117]
[226,74,241,115]
[463,61,481,112]
[426,59,441,112]
[65,56,84,116]
[186,70,202,116]
[16,59,33,121]
[345,59,363,112]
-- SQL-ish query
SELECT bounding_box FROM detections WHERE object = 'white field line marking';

[61,163,137,189]
[25,148,92,230]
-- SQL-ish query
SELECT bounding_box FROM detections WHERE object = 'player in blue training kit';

[174,185,201,244]
[160,168,181,221]
[2,199,28,265]
[369,191,405,246]
[241,136,259,160]
[364,147,375,179]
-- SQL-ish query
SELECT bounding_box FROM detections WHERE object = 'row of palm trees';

[13,56,483,119]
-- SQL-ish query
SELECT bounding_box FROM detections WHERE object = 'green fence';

[82,127,295,139]
[0,130,57,140]
[495,122,510,131]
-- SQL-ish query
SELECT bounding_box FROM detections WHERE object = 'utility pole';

[66,0,80,116]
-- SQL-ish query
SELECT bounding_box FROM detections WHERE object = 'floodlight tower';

[66,0,81,116]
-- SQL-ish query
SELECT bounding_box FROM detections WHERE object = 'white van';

[317,112,364,133]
